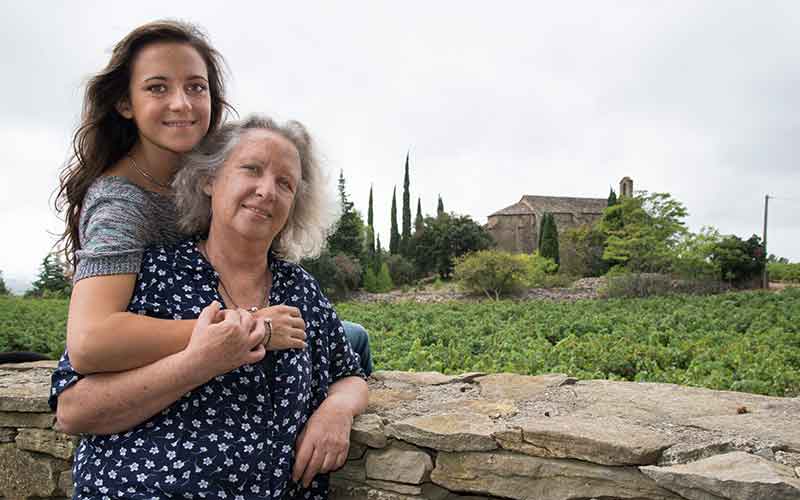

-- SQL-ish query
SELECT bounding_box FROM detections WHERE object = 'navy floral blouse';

[50,239,364,499]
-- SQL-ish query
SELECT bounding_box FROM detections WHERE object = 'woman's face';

[117,42,212,155]
[207,130,302,245]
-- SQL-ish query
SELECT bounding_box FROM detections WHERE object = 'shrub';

[374,263,394,293]
[301,251,362,298]
[710,234,765,287]
[385,254,416,286]
[769,262,800,283]
[454,250,558,299]
[561,225,609,277]
[332,254,362,296]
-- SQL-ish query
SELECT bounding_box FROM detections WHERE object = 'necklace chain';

[200,242,268,312]
[128,154,172,190]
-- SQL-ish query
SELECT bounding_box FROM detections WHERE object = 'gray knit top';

[74,176,185,282]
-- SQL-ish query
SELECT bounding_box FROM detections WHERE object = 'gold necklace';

[128,154,172,190]
[200,242,268,312]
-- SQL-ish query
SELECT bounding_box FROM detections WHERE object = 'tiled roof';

[490,195,607,217]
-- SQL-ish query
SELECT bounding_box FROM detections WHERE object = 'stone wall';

[1,362,799,499]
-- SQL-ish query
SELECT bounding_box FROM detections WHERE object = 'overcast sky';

[1,1,798,292]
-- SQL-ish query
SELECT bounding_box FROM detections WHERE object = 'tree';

[710,234,765,286]
[401,152,412,257]
[599,192,688,273]
[365,185,375,263]
[327,170,365,261]
[607,188,618,207]
[413,213,494,279]
[375,262,394,292]
[28,253,72,298]
[414,197,424,234]
[389,186,400,254]
[0,270,9,296]
[437,195,444,217]
[538,213,560,265]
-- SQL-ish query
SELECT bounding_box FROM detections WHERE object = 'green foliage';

[374,262,394,292]
[412,213,494,279]
[538,213,560,265]
[0,296,66,358]
[327,171,365,262]
[600,192,688,273]
[401,153,412,257]
[671,226,723,280]
[414,198,424,234]
[337,288,800,397]
[710,234,765,286]
[561,225,609,277]
[385,254,416,286]
[27,254,71,298]
[390,187,399,254]
[454,250,557,299]
[0,271,9,296]
[769,262,800,283]
[437,195,444,217]
[301,251,361,299]
[363,266,378,292]
[365,186,375,260]
[607,188,618,206]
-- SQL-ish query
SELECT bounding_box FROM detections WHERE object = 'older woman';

[50,116,368,499]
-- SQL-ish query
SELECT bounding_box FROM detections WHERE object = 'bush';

[710,234,765,287]
[561,225,609,277]
[385,254,416,286]
[769,262,800,283]
[332,254,362,296]
[600,272,674,299]
[454,250,558,299]
[301,251,362,299]
[374,263,394,293]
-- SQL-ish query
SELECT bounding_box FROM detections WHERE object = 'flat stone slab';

[687,414,800,452]
[367,388,418,413]
[0,368,54,412]
[641,451,800,500]
[494,415,673,465]
[365,443,433,484]
[431,450,683,500]
[434,399,518,419]
[0,411,55,428]
[371,371,455,386]
[475,373,569,401]
[387,412,498,452]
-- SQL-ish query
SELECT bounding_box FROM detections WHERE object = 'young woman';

[55,20,372,376]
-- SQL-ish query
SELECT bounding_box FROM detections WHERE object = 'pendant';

[247,306,259,313]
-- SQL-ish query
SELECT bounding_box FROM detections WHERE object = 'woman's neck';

[127,142,182,191]
[203,226,272,307]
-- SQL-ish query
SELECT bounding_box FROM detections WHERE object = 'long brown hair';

[54,20,235,267]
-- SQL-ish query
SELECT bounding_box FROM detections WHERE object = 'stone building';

[486,178,633,254]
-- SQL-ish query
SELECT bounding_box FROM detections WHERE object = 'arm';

[67,274,194,374]
[57,304,266,435]
[291,376,369,487]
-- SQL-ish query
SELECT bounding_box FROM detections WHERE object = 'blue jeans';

[342,320,373,377]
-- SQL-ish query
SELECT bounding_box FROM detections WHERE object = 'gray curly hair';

[173,115,338,262]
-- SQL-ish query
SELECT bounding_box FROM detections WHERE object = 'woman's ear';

[202,177,213,196]
[116,97,133,119]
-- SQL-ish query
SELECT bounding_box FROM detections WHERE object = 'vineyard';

[2,289,799,397]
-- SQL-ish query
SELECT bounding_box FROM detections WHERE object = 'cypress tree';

[437,195,444,217]
[366,185,375,259]
[539,213,560,265]
[401,152,412,256]
[607,188,618,207]
[390,186,399,254]
[414,197,424,233]
[328,170,365,260]
[537,212,548,251]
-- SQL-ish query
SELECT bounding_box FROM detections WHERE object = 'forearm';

[321,376,369,418]
[56,350,203,435]
[70,313,194,374]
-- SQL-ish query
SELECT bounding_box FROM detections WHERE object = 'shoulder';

[141,238,204,272]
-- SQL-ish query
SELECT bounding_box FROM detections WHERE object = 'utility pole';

[762,194,769,289]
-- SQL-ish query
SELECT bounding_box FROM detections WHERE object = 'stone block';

[387,412,498,452]
[0,428,16,443]
[0,443,70,498]
[348,442,367,460]
[59,469,74,497]
[365,444,433,484]
[332,458,366,482]
[475,373,568,401]
[494,415,672,465]
[0,410,55,428]
[641,451,800,500]
[16,428,78,460]
[352,413,387,448]
[0,368,54,412]
[366,479,423,495]
[431,450,682,500]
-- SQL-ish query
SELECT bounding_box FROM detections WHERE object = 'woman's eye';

[146,84,167,94]
[188,83,208,94]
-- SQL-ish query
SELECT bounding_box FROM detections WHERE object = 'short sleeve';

[48,350,83,411]
[73,179,152,282]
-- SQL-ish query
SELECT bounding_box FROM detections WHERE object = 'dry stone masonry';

[1,362,799,499]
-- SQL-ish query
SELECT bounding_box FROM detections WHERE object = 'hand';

[183,302,266,383]
[292,400,353,488]
[254,305,307,351]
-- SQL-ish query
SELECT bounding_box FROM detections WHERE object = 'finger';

[292,431,312,482]
[239,308,254,333]
[334,450,347,471]
[246,344,266,364]
[196,301,221,331]
[288,316,306,331]
[319,450,336,474]
[302,447,324,487]
[289,327,307,342]
[248,318,266,349]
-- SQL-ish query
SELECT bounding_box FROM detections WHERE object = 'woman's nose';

[256,178,277,200]
[168,89,192,112]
